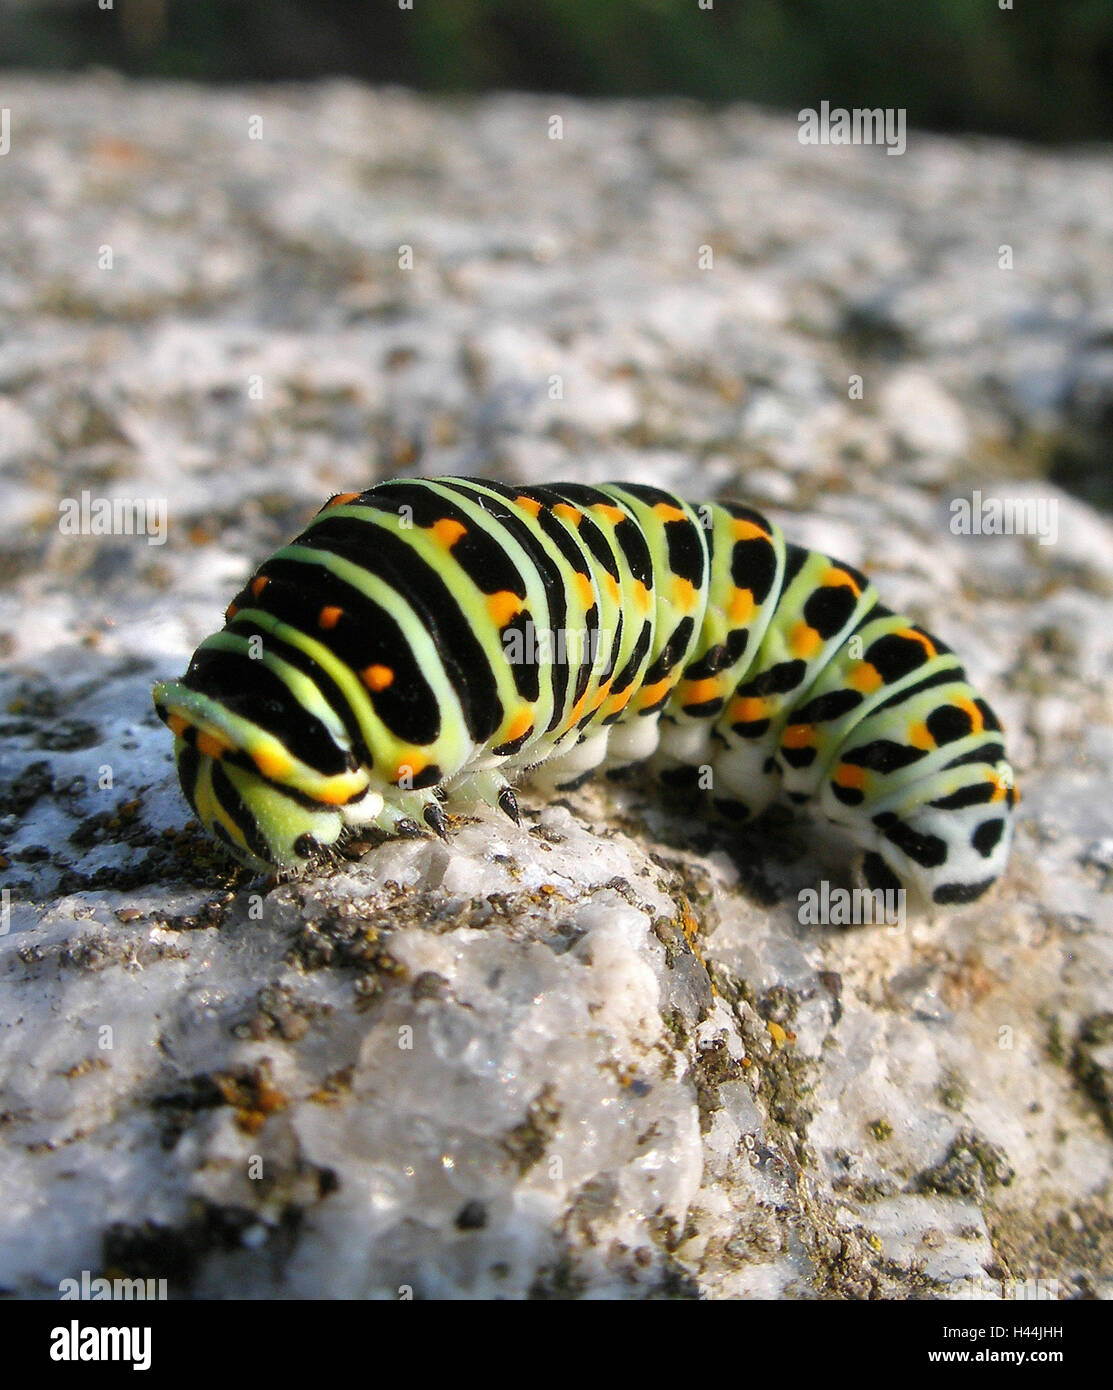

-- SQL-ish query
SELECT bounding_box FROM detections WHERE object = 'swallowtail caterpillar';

[154,478,1016,907]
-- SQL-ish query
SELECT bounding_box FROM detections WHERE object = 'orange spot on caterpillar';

[731,518,770,542]
[636,677,673,709]
[847,661,882,693]
[590,678,615,712]
[632,579,652,613]
[315,773,368,805]
[790,621,823,659]
[654,502,688,523]
[591,502,627,526]
[604,574,622,605]
[834,764,866,790]
[682,677,721,706]
[430,518,466,548]
[168,714,188,737]
[895,627,937,660]
[392,752,427,783]
[995,768,1019,805]
[361,664,394,692]
[253,747,292,781]
[552,503,582,526]
[196,731,229,760]
[323,492,361,509]
[822,565,861,597]
[502,707,534,743]
[672,577,697,611]
[317,606,343,630]
[251,576,269,599]
[566,689,591,727]
[781,724,814,750]
[604,684,636,717]
[224,602,239,621]
[487,590,524,627]
[730,695,768,724]
[908,721,934,750]
[573,572,596,610]
[955,696,984,733]
[728,587,754,625]
[514,494,542,518]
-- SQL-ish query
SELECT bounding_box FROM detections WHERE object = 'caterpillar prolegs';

[153,478,1017,908]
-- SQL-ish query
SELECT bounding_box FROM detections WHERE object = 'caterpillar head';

[153,680,347,875]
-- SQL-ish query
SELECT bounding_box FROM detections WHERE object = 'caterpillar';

[153,477,1017,907]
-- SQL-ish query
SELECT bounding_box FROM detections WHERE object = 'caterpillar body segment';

[153,477,1017,908]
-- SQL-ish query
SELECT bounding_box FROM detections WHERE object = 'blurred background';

[4,0,1112,143]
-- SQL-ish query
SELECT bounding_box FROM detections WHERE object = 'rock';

[879,369,970,457]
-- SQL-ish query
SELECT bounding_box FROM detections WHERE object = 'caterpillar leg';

[652,718,710,773]
[342,788,445,839]
[603,714,662,770]
[703,739,782,822]
[526,730,611,793]
[440,768,522,824]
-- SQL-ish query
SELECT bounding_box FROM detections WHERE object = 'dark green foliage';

[4,0,1110,142]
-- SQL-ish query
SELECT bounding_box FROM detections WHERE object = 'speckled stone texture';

[1,75,1111,1299]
